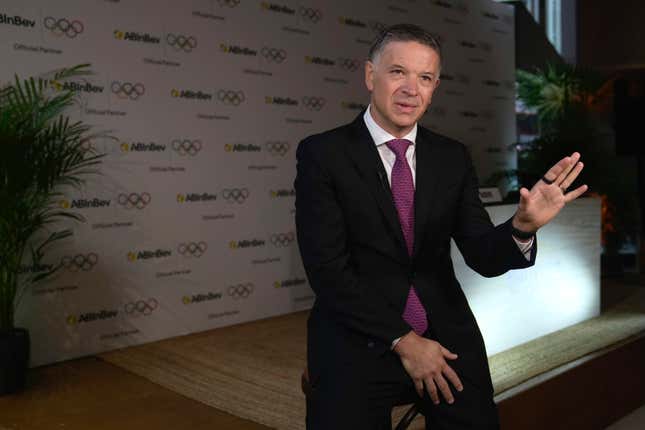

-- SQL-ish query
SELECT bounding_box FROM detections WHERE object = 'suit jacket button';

[367,341,375,348]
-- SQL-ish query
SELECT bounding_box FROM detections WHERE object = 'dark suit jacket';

[295,112,536,393]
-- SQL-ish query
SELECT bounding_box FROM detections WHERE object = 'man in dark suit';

[295,24,587,429]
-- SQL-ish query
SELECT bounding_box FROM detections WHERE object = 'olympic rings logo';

[44,16,84,38]
[337,57,360,72]
[61,253,98,272]
[228,283,254,299]
[261,47,287,63]
[124,298,158,316]
[217,0,240,7]
[299,7,322,23]
[265,141,290,156]
[111,81,145,100]
[301,96,325,111]
[166,33,197,52]
[172,139,202,156]
[217,90,245,106]
[270,232,295,247]
[178,242,208,257]
[222,188,249,204]
[118,192,151,209]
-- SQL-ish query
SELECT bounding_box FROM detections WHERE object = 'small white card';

[478,187,502,203]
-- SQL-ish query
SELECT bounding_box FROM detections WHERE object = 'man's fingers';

[414,379,424,398]
[564,184,589,203]
[559,162,584,191]
[554,152,580,185]
[542,155,572,183]
[443,364,464,392]
[434,374,455,404]
[424,378,440,404]
[440,345,458,360]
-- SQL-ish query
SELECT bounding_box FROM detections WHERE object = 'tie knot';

[386,139,412,159]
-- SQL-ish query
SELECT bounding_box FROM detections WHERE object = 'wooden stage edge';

[496,331,645,430]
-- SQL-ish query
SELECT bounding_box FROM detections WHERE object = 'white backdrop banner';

[0,0,516,366]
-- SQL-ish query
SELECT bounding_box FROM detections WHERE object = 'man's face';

[365,40,441,137]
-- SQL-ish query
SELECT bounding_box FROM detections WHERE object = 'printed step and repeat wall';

[0,0,515,366]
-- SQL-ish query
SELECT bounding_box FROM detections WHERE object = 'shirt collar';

[363,104,417,147]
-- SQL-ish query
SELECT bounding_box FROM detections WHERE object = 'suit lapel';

[345,115,409,262]
[413,127,442,258]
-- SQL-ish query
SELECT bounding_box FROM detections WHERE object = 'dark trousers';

[305,344,500,430]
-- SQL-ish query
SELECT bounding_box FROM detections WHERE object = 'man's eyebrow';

[388,64,436,76]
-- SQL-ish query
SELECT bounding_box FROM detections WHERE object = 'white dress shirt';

[362,105,534,348]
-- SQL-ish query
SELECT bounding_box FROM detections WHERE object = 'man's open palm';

[514,152,589,232]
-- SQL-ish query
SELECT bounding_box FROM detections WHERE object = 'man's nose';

[401,76,419,95]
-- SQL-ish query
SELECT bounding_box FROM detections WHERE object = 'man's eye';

[391,69,403,75]
[421,76,432,82]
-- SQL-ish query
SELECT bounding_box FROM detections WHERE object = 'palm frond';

[0,63,104,330]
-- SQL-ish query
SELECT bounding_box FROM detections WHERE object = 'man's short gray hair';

[368,23,442,72]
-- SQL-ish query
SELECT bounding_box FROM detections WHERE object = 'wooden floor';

[0,273,643,430]
[0,357,269,430]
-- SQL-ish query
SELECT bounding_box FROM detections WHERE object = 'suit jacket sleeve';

[295,137,411,345]
[452,144,537,277]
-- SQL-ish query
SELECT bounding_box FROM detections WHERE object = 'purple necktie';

[386,139,428,336]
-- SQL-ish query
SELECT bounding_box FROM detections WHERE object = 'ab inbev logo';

[51,80,103,93]
[305,55,334,66]
[120,140,166,153]
[229,238,265,249]
[127,248,172,262]
[176,192,217,203]
[270,188,295,198]
[260,2,295,15]
[114,29,160,44]
[171,88,213,101]
[59,197,111,209]
[0,13,36,28]
[265,96,298,106]
[182,291,222,304]
[225,143,261,153]
[274,277,307,289]
[342,101,367,111]
[66,309,118,325]
[220,43,256,56]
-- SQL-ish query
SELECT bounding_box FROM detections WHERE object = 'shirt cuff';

[391,336,402,350]
[513,236,534,260]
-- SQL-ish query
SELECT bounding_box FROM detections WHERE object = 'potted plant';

[488,63,639,271]
[0,64,104,394]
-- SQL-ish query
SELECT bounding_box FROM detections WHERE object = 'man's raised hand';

[513,152,588,233]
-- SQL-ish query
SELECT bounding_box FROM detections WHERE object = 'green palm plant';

[513,63,638,255]
[0,64,105,331]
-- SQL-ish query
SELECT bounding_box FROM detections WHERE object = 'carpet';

[101,290,645,430]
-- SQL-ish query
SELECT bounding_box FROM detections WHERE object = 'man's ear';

[365,61,374,92]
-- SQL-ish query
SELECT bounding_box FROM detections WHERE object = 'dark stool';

[301,367,422,429]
